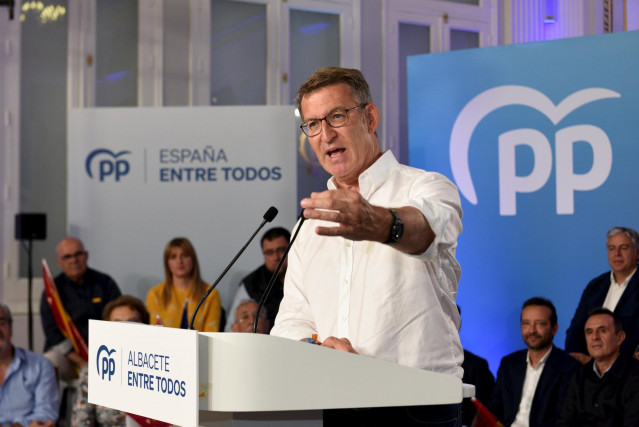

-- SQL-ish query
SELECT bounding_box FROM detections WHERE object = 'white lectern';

[89,321,469,427]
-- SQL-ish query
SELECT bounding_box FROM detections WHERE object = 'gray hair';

[294,67,372,119]
[235,299,267,319]
[607,226,639,252]
[0,303,13,325]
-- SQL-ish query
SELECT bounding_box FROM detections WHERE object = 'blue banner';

[408,31,639,373]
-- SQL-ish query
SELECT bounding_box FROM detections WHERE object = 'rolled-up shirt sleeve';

[405,171,463,262]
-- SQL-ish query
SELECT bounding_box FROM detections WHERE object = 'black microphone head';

[264,206,278,222]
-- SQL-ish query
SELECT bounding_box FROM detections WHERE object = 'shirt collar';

[526,345,552,368]
[327,151,398,198]
[6,346,25,376]
[610,266,637,287]
[593,357,616,378]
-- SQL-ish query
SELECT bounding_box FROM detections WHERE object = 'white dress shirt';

[512,347,552,427]
[270,151,464,377]
[603,267,636,311]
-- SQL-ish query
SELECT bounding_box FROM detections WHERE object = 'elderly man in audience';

[558,308,639,426]
[226,227,290,332]
[488,297,579,427]
[231,300,270,334]
[40,237,121,380]
[565,226,639,364]
[0,303,58,427]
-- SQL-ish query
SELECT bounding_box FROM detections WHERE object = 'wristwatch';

[385,209,404,244]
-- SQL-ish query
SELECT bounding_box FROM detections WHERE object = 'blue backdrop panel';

[407,31,639,374]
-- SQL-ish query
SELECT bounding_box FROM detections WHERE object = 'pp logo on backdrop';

[450,85,619,215]
[96,345,116,381]
[86,149,131,182]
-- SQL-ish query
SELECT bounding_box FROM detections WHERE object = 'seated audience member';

[72,295,150,427]
[147,237,221,331]
[488,297,580,427]
[231,300,270,334]
[40,237,121,380]
[225,227,290,332]
[0,303,58,427]
[565,226,639,364]
[458,306,495,426]
[558,308,639,426]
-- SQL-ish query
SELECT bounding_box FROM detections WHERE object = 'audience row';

[1,225,638,426]
[463,226,639,426]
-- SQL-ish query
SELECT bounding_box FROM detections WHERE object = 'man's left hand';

[301,189,434,255]
[321,336,359,354]
[301,189,389,242]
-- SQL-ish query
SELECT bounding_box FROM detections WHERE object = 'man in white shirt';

[488,298,579,427]
[565,227,639,364]
[270,67,463,425]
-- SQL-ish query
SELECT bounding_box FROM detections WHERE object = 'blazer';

[462,349,495,426]
[488,346,580,427]
[565,267,639,356]
[557,354,639,427]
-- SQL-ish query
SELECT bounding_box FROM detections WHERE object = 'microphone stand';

[254,210,306,333]
[189,207,278,330]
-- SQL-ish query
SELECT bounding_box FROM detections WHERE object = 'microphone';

[253,209,306,333]
[189,206,278,330]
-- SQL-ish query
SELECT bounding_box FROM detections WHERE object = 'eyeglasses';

[300,104,367,137]
[238,312,266,323]
[60,251,87,261]
[263,247,287,257]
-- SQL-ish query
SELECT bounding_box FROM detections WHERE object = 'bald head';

[56,237,88,283]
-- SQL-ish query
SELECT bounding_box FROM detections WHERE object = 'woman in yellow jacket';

[146,237,221,331]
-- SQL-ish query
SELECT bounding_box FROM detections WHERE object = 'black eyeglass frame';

[300,103,368,137]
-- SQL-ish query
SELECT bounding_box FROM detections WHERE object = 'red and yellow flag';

[42,260,89,361]
[471,397,503,427]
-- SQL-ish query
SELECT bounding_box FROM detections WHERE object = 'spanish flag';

[42,259,89,361]
[471,397,503,427]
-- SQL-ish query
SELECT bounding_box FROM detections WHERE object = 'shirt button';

[345,241,352,247]
[341,316,347,322]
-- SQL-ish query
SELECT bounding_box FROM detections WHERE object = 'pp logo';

[86,149,131,182]
[450,85,619,215]
[96,345,116,381]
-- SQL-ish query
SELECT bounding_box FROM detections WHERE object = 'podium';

[89,321,470,426]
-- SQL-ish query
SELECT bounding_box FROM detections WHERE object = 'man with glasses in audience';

[39,237,121,380]
[225,227,290,333]
[565,226,639,364]
[270,67,463,426]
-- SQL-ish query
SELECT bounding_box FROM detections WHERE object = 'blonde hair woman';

[146,237,221,331]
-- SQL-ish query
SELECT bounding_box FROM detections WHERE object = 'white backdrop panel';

[68,107,297,309]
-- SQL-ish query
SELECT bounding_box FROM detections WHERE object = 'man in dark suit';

[558,308,639,426]
[458,306,495,426]
[565,226,639,364]
[488,297,580,427]
[462,349,494,426]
